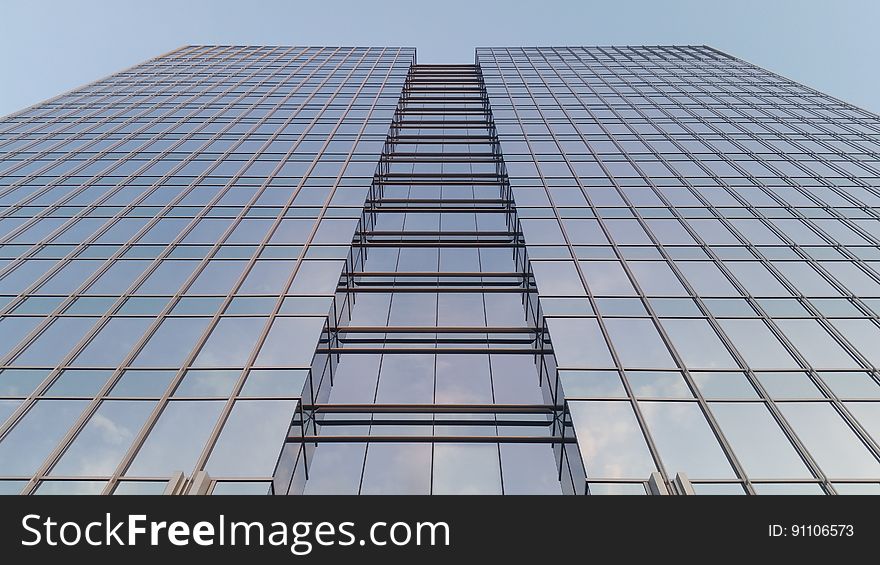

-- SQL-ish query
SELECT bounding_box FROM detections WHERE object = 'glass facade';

[1,44,880,495]
[478,46,880,495]
[0,46,414,495]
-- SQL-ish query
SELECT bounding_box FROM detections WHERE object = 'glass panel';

[568,400,656,479]
[531,261,585,296]
[435,354,492,403]
[627,371,692,398]
[72,318,152,366]
[779,402,880,479]
[360,444,431,494]
[51,400,155,476]
[660,318,738,369]
[13,317,97,366]
[34,480,106,495]
[126,400,224,477]
[559,370,627,398]
[845,402,880,445]
[433,444,502,494]
[821,372,880,399]
[756,372,823,399]
[211,481,272,495]
[604,319,675,369]
[109,370,175,397]
[832,483,880,495]
[254,317,324,367]
[240,369,307,397]
[302,444,365,495]
[709,402,812,479]
[192,317,265,367]
[0,369,49,397]
[499,444,563,494]
[173,370,239,397]
[546,318,613,369]
[579,261,636,296]
[132,317,211,367]
[692,372,758,398]
[775,320,860,369]
[377,354,433,403]
[45,370,112,397]
[206,400,297,477]
[0,400,88,476]
[752,483,825,495]
[639,401,736,479]
[718,319,800,369]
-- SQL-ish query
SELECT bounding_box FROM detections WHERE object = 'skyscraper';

[1,45,879,495]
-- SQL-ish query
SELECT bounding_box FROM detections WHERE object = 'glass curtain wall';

[283,64,563,495]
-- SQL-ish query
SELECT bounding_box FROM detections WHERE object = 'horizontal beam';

[288,435,574,444]
[302,403,558,413]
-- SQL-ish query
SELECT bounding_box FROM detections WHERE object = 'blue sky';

[1,0,878,117]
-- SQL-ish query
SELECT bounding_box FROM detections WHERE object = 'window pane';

[192,318,265,367]
[775,319,859,369]
[604,319,676,369]
[718,319,800,369]
[500,444,563,494]
[709,402,812,479]
[360,444,431,494]
[254,317,324,367]
[377,354,433,403]
[639,401,736,479]
[173,370,239,397]
[110,370,175,397]
[433,444,502,494]
[0,369,50,397]
[133,317,211,367]
[14,317,97,366]
[206,400,297,477]
[126,400,224,477]
[72,318,152,366]
[568,400,656,479]
[546,318,613,369]
[779,402,880,479]
[0,400,88,475]
[660,318,738,369]
[579,261,636,296]
[435,354,492,403]
[51,400,155,476]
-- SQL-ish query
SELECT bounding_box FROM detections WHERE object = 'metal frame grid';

[281,63,567,495]
[0,45,415,495]
[478,46,880,495]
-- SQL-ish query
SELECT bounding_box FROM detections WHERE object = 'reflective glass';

[568,401,656,479]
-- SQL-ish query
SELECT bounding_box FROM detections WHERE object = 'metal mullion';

[9,46,346,493]
[0,47,248,230]
[11,46,333,493]
[0,45,192,155]
[581,50,865,493]
[0,47,299,373]
[544,48,847,492]
[96,46,372,495]
[0,43,295,295]
[0,46,257,207]
[576,48,880,475]
[610,46,880,213]
[186,48,411,488]
[496,49,672,485]
[0,47,311,366]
